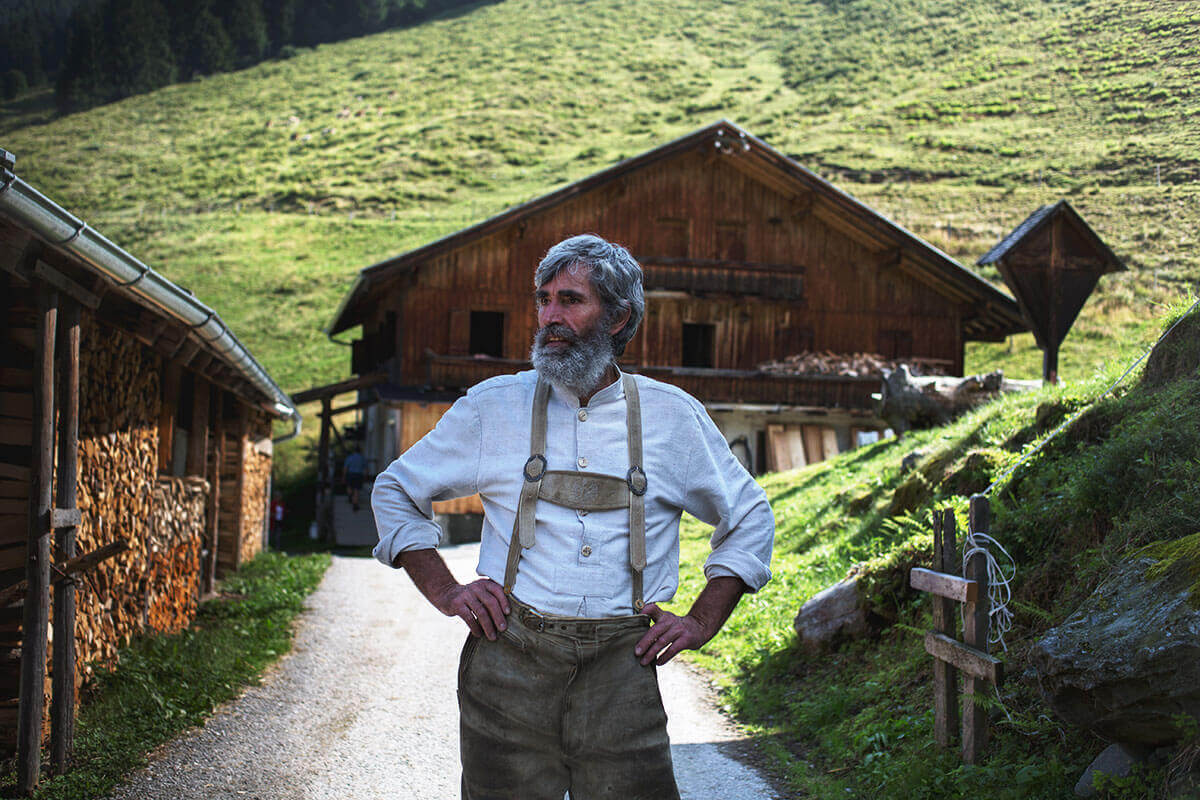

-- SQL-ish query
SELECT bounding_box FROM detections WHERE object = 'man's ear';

[608,304,632,336]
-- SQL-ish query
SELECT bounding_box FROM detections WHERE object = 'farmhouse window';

[681,323,716,368]
[878,329,913,359]
[469,311,504,358]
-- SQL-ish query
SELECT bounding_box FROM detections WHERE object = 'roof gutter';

[0,161,301,439]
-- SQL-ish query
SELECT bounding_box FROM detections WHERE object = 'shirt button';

[581,545,593,557]
[577,456,588,468]
[577,408,588,422]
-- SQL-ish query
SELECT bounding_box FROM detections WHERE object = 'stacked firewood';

[72,317,163,688]
[757,351,950,378]
[239,419,272,565]
[145,477,207,633]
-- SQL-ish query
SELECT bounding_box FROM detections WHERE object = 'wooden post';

[963,495,992,764]
[931,509,959,748]
[187,375,210,478]
[317,397,332,543]
[231,405,246,571]
[50,298,80,774]
[18,285,56,795]
[204,388,223,594]
[1045,216,1062,385]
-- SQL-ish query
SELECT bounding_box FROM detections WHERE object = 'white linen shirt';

[371,370,774,617]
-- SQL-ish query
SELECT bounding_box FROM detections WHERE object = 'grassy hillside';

[1,0,1196,397]
[671,301,1200,797]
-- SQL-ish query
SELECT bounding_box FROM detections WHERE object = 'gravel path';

[107,546,782,800]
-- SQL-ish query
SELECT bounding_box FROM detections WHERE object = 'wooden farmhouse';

[0,148,298,786]
[323,121,1025,526]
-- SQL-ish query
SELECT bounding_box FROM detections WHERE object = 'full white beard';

[530,322,616,398]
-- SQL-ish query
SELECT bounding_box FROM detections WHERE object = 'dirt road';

[108,545,781,799]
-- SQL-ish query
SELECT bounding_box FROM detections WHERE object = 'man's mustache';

[535,323,580,347]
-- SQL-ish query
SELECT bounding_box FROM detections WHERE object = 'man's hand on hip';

[434,578,510,640]
[634,605,709,666]
[396,548,511,640]
[634,575,748,666]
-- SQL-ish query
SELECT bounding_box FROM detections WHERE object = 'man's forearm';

[395,547,460,612]
[396,548,510,640]
[686,575,747,643]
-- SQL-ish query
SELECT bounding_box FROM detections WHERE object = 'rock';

[794,575,870,650]
[878,365,1039,434]
[1074,743,1144,797]
[1032,553,1200,747]
[899,449,927,474]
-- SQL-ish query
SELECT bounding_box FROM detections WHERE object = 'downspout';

[0,158,302,441]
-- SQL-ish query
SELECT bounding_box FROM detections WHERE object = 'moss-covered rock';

[1141,310,1200,389]
[942,448,1008,497]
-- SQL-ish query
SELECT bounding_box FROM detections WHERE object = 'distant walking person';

[344,448,365,511]
[372,234,775,799]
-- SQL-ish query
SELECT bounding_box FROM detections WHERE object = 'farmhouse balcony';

[419,350,881,412]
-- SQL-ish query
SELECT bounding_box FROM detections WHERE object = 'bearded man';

[372,234,775,800]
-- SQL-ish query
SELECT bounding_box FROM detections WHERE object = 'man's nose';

[540,300,565,325]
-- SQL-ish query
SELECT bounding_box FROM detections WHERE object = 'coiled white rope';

[961,530,1017,652]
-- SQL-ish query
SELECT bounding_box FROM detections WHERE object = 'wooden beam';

[51,298,80,773]
[33,261,100,310]
[292,372,386,405]
[911,567,978,603]
[925,631,1003,684]
[186,375,211,477]
[330,398,377,417]
[0,462,30,482]
[18,283,55,794]
[0,540,129,609]
[204,387,223,593]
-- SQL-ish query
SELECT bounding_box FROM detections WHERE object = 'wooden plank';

[0,421,29,447]
[801,424,824,465]
[911,567,978,603]
[51,297,80,771]
[962,494,992,764]
[0,499,24,516]
[925,631,1003,684]
[0,515,27,542]
[0,392,32,420]
[0,540,129,609]
[204,387,223,593]
[0,463,30,482]
[18,284,54,794]
[0,481,26,499]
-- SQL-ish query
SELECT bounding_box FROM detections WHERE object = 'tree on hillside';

[103,0,176,97]
[262,0,298,54]
[179,3,237,77]
[57,5,109,110]
[218,0,270,67]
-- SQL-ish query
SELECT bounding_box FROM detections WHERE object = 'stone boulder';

[794,575,871,650]
[1031,553,1200,746]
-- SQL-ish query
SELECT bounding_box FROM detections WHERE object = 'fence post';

[963,495,992,764]
[932,509,960,748]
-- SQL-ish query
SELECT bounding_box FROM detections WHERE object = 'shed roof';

[328,121,1026,341]
[0,152,298,423]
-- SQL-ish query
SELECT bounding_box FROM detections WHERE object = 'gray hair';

[534,234,645,356]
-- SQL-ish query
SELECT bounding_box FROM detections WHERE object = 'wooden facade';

[0,153,295,785]
[327,121,1025,485]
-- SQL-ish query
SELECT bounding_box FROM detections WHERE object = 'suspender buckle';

[626,466,648,496]
[523,454,547,482]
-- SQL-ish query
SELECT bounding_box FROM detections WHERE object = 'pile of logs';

[758,351,950,378]
[145,477,207,633]
[240,432,272,566]
[73,316,163,687]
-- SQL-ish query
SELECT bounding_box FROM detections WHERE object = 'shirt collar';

[546,368,625,409]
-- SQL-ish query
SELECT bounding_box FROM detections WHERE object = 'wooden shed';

[322,121,1025,523]
[0,148,298,788]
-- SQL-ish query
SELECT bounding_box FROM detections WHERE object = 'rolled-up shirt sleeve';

[681,407,774,592]
[371,394,482,568]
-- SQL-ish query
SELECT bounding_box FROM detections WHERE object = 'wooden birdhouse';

[978,201,1125,383]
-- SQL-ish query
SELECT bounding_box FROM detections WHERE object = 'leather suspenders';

[502,374,648,612]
